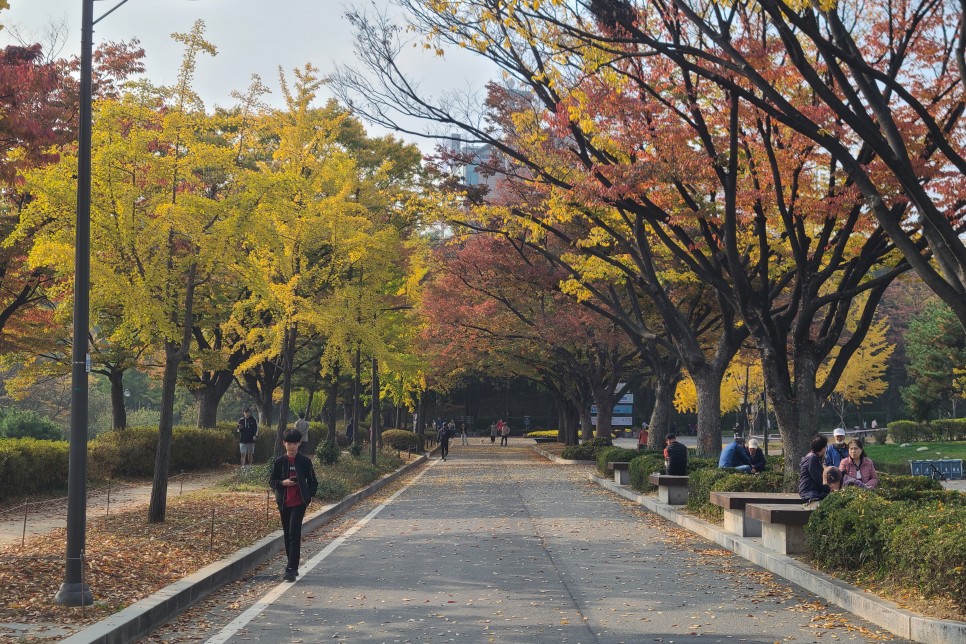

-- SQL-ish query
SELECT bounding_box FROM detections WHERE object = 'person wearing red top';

[270,429,319,581]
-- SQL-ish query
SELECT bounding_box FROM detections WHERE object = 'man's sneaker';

[283,569,296,582]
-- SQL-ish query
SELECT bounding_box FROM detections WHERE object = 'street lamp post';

[55,0,95,607]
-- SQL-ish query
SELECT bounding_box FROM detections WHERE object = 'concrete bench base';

[746,503,813,555]
[647,474,689,505]
[762,522,806,555]
[608,462,630,485]
[724,507,762,538]
[710,492,803,537]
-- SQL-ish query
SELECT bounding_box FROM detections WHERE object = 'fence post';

[209,507,215,552]
[180,471,185,496]
[21,502,28,548]
[106,479,111,522]
[266,490,270,521]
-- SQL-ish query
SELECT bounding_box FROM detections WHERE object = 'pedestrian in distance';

[489,422,497,443]
[439,422,451,460]
[294,411,310,455]
[663,434,688,476]
[345,420,354,444]
[269,429,319,582]
[460,422,468,446]
[500,420,510,446]
[237,407,258,467]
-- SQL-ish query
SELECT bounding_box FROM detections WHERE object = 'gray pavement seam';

[506,453,601,643]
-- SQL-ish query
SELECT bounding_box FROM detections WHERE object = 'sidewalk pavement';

[176,440,904,643]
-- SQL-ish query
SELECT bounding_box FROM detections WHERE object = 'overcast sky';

[3,0,496,145]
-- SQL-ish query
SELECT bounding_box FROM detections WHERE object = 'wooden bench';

[745,503,814,555]
[647,473,689,505]
[709,492,803,537]
[607,461,631,485]
[533,437,557,444]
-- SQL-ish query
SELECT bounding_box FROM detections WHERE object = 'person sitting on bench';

[663,434,688,476]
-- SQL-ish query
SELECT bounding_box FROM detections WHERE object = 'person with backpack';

[439,422,452,460]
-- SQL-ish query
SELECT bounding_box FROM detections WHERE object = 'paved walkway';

[185,442,903,643]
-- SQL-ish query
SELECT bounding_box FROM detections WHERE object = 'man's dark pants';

[281,503,307,573]
[441,438,450,458]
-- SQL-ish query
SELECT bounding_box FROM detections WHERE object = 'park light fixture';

[55,0,183,607]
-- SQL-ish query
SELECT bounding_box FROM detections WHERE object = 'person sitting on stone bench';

[718,436,753,473]
[663,433,688,476]
[799,435,831,503]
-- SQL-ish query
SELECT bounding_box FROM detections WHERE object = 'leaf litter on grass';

[0,491,277,635]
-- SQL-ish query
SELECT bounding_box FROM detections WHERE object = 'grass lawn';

[864,441,966,475]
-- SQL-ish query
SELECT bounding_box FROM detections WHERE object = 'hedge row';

[888,418,966,443]
[1,424,282,501]
[596,446,643,475]
[806,485,966,611]
[561,437,612,461]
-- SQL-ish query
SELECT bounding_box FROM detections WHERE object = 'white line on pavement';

[204,460,438,644]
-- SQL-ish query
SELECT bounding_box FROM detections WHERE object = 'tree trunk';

[194,370,233,428]
[351,343,361,445]
[692,370,725,457]
[593,392,614,439]
[327,364,339,443]
[148,341,181,523]
[274,325,297,454]
[148,264,196,524]
[109,368,127,430]
[647,377,675,450]
[579,407,593,441]
[370,357,381,465]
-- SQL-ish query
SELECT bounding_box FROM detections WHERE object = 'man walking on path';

[500,420,510,446]
[269,429,318,582]
[460,423,468,445]
[489,422,498,443]
[439,422,451,460]
[237,407,258,466]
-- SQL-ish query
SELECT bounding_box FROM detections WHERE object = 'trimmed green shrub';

[597,446,643,475]
[316,439,341,465]
[888,420,931,443]
[686,468,734,518]
[90,426,236,477]
[561,436,614,461]
[349,442,363,457]
[931,418,966,441]
[0,437,70,500]
[0,408,63,440]
[629,452,665,491]
[688,456,719,473]
[887,503,966,611]
[381,429,419,450]
[316,478,350,501]
[875,472,943,500]
[805,488,899,571]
